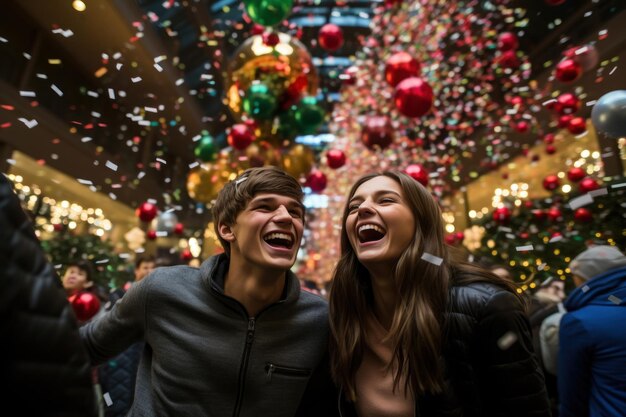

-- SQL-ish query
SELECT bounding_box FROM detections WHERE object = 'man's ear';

[218,223,236,242]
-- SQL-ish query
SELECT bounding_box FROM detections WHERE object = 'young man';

[134,256,156,282]
[80,166,336,417]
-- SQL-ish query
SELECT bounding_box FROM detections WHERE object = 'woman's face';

[345,176,416,269]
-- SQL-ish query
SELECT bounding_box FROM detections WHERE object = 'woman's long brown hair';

[328,171,520,400]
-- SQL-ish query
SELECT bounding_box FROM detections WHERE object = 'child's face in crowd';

[62,266,91,293]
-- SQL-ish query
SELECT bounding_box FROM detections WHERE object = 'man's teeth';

[358,224,384,234]
[264,232,292,242]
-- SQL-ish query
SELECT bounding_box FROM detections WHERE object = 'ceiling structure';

[1,0,625,230]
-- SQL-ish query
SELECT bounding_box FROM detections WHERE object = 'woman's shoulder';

[449,281,521,316]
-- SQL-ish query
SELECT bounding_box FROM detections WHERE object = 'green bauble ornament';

[294,96,325,135]
[243,83,278,121]
[244,0,294,27]
[194,135,217,162]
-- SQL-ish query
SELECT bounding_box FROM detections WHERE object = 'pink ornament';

[557,114,573,129]
[567,117,586,135]
[318,24,344,51]
[262,31,280,46]
[542,174,560,191]
[544,133,555,144]
[174,222,184,235]
[404,164,429,186]
[578,177,599,193]
[385,52,421,87]
[492,206,511,224]
[305,169,327,193]
[326,149,346,169]
[574,207,593,222]
[228,124,255,150]
[394,77,434,118]
[361,116,394,150]
[555,92,580,115]
[498,32,518,52]
[515,120,530,133]
[547,207,562,222]
[137,202,158,222]
[555,59,582,83]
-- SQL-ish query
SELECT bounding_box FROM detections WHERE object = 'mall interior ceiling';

[0,0,624,228]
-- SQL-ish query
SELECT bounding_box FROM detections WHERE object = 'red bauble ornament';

[137,202,158,223]
[555,92,580,115]
[532,209,546,221]
[251,24,265,35]
[492,206,511,224]
[69,291,101,322]
[555,59,582,83]
[498,32,518,52]
[318,24,344,51]
[567,167,586,182]
[228,124,255,150]
[305,169,328,193]
[520,232,530,240]
[445,233,457,245]
[53,223,64,232]
[497,50,519,69]
[174,222,184,235]
[342,66,358,86]
[557,114,573,128]
[455,231,464,242]
[542,174,560,191]
[147,230,157,240]
[574,207,593,222]
[579,177,599,193]
[404,164,429,187]
[262,31,280,46]
[545,144,557,155]
[515,120,530,133]
[544,133,555,144]
[567,117,586,135]
[564,44,599,72]
[547,207,562,222]
[326,149,346,169]
[545,0,566,5]
[361,116,393,150]
[384,52,421,87]
[394,77,434,118]
[181,249,193,261]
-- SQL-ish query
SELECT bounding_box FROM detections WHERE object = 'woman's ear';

[218,223,235,242]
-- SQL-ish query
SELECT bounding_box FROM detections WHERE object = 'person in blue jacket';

[558,245,626,417]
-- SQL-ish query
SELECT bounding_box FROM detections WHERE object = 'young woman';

[329,171,550,417]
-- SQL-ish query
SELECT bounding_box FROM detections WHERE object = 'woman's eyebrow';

[350,190,402,201]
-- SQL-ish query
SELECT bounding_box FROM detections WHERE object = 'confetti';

[19,90,36,97]
[131,76,142,83]
[568,193,593,210]
[421,252,443,266]
[497,331,518,350]
[103,392,113,407]
[51,84,63,96]
[18,118,38,128]
[516,245,533,252]
[52,28,74,37]
[105,161,118,171]
[108,88,116,99]
[588,188,608,197]
[549,235,563,243]
[608,295,622,305]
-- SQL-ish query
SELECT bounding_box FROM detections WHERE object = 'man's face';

[62,266,91,293]
[222,193,304,273]
[135,261,156,281]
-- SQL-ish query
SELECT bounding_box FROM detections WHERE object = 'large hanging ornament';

[326,149,346,169]
[591,90,626,138]
[404,164,429,187]
[578,177,599,193]
[293,96,325,134]
[318,23,344,52]
[361,115,394,150]
[137,202,158,223]
[243,83,278,120]
[564,44,599,72]
[492,206,511,224]
[69,291,101,322]
[555,93,580,115]
[282,144,315,179]
[225,33,318,122]
[567,117,586,135]
[305,169,328,193]
[497,32,518,52]
[384,52,421,87]
[394,77,433,118]
[186,164,230,204]
[243,0,294,27]
[228,124,256,150]
[555,59,582,83]
[194,134,218,162]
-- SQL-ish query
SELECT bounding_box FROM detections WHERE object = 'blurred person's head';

[62,260,95,296]
[134,255,156,281]
[569,245,626,287]
[489,265,513,282]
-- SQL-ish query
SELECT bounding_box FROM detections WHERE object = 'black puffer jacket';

[341,281,551,417]
[0,173,96,417]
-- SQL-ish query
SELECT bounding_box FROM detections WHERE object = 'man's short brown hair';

[212,166,304,256]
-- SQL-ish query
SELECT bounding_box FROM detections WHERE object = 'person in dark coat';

[558,245,626,417]
[0,173,96,417]
[329,171,551,417]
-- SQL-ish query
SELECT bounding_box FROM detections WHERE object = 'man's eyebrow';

[250,196,305,210]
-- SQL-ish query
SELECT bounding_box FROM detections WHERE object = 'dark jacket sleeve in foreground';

[295,352,340,417]
[0,174,97,417]
[475,290,552,417]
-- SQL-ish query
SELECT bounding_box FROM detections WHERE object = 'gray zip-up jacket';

[80,254,336,417]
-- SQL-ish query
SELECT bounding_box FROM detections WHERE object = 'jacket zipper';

[232,318,256,417]
[265,363,311,381]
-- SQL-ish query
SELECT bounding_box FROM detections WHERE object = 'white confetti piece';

[95,259,110,264]
[77,178,93,185]
[568,193,593,210]
[497,331,518,350]
[52,28,74,37]
[581,285,590,293]
[18,118,38,128]
[188,161,199,169]
[516,245,534,252]
[498,226,512,233]
[87,90,99,97]
[156,231,168,237]
[421,252,443,266]
[36,73,48,79]
[81,137,93,143]
[608,295,622,305]
[145,106,157,113]
[91,111,101,118]
[108,88,115,99]
[131,76,142,83]
[6,159,16,165]
[103,392,113,407]
[108,193,117,200]
[138,120,150,126]
[549,235,563,243]
[51,84,63,96]
[611,182,626,189]
[19,90,36,97]
[137,171,146,179]
[116,63,123,70]
[589,188,608,197]
[105,161,118,171]
[0,36,7,43]
[538,263,547,271]
[23,52,31,60]
[175,78,184,86]
[609,66,617,75]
